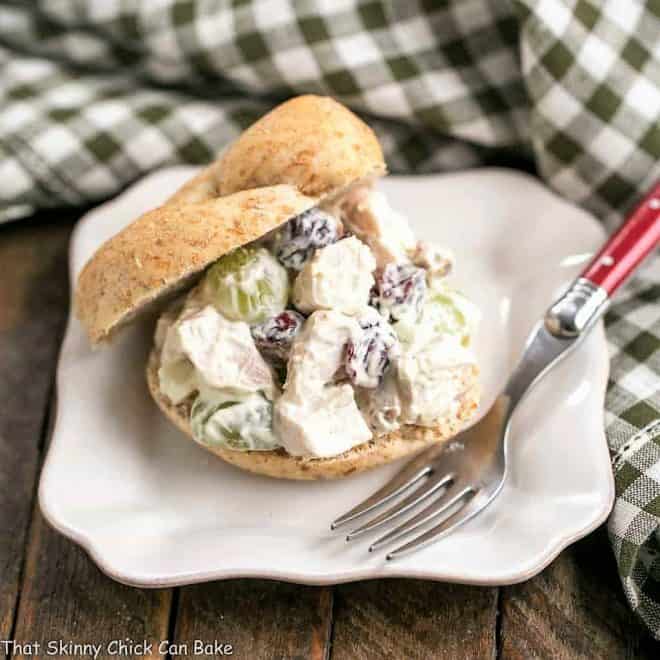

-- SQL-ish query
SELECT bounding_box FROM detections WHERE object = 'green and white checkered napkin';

[1,0,658,636]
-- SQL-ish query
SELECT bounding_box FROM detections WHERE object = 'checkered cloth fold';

[1,0,658,636]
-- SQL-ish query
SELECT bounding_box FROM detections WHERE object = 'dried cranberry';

[274,208,339,270]
[372,263,426,322]
[345,310,399,388]
[251,310,305,363]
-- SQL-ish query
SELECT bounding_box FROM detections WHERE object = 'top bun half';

[75,185,316,344]
[168,95,387,206]
[75,95,386,344]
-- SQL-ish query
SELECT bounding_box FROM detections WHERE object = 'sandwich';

[76,95,481,480]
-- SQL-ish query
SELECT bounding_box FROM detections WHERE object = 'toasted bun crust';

[166,157,225,206]
[146,349,480,480]
[75,185,316,344]
[167,97,385,206]
[216,96,386,199]
[76,96,386,345]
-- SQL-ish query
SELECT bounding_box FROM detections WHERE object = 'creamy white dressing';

[158,304,276,404]
[286,310,362,392]
[192,389,279,451]
[201,247,289,323]
[155,187,480,458]
[357,333,477,432]
[356,367,403,433]
[341,187,416,266]
[158,294,204,404]
[205,397,278,449]
[292,236,376,315]
[275,385,372,457]
[219,249,281,299]
[395,283,481,350]
[274,310,372,457]
[396,335,476,426]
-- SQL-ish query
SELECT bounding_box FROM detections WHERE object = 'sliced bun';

[166,157,225,206]
[146,349,480,480]
[76,185,316,344]
[76,97,386,345]
[217,96,386,199]
[167,97,386,206]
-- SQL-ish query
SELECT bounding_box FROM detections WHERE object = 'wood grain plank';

[0,219,73,641]
[331,580,498,660]
[12,508,172,660]
[500,527,659,659]
[0,215,173,660]
[173,581,333,659]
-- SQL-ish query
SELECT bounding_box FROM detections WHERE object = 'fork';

[331,182,660,560]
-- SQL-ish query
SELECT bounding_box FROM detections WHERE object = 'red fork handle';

[581,182,660,296]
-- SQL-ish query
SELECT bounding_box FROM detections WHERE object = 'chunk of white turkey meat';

[292,236,376,316]
[274,385,372,457]
[285,310,362,394]
[340,187,416,267]
[159,304,276,404]
[274,310,372,457]
[396,335,476,427]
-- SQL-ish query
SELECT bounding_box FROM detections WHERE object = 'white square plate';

[40,167,614,587]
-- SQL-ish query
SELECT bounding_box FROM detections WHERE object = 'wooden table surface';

[1,209,659,660]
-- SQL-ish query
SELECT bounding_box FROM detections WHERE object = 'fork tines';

[331,466,476,559]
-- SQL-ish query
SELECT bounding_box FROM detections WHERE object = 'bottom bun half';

[146,349,480,480]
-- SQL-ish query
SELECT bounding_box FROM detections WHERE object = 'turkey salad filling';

[155,185,480,459]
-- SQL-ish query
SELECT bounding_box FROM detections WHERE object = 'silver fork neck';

[544,277,609,338]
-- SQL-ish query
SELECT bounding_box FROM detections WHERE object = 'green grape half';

[428,291,466,339]
[202,246,289,323]
[396,285,479,347]
[191,391,280,451]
